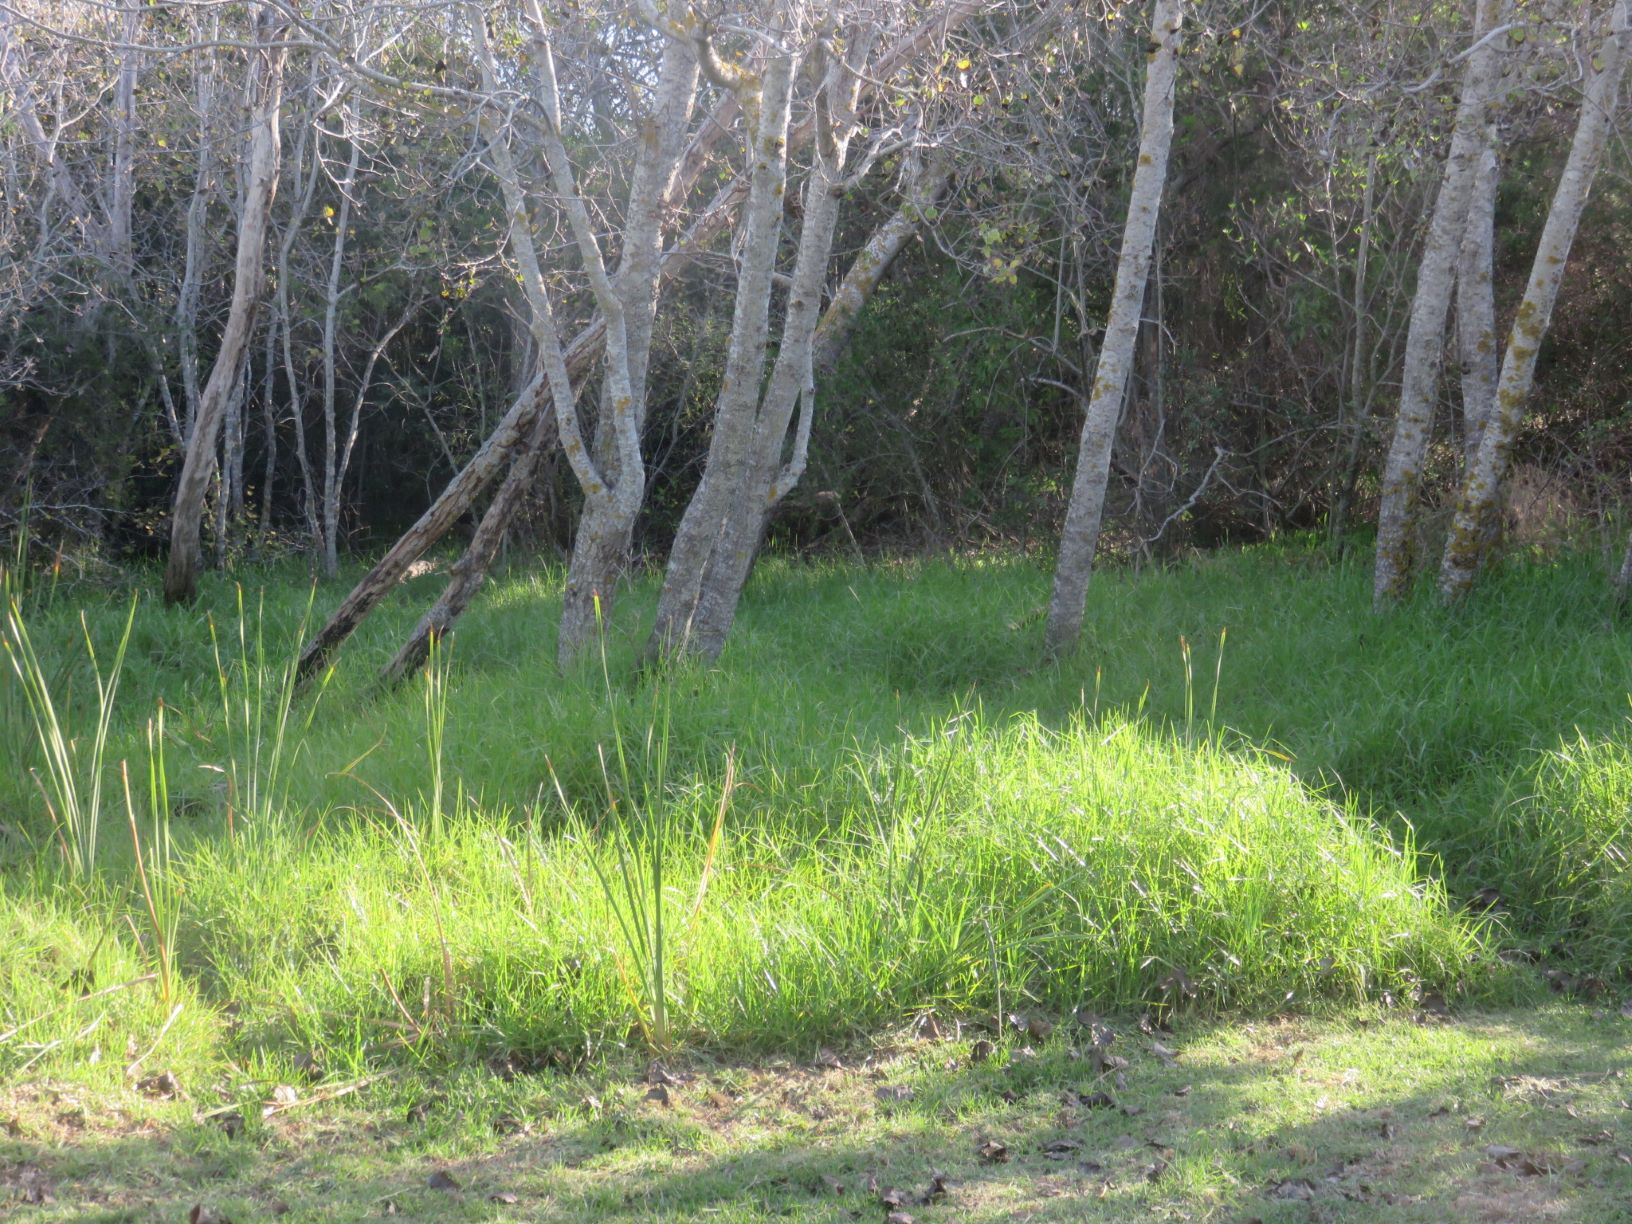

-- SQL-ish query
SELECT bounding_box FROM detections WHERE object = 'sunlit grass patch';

[81,709,1471,1077]
[1468,729,1632,975]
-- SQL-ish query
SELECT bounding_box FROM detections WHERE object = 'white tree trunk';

[1372,0,1508,607]
[1043,0,1183,656]
[556,28,699,664]
[1457,126,1501,467]
[1439,0,1629,599]
[164,10,287,605]
[274,107,327,550]
[319,104,364,578]
[173,28,221,443]
[644,49,800,660]
[678,161,957,660]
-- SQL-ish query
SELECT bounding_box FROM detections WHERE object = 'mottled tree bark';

[1043,0,1183,656]
[1457,128,1501,467]
[555,29,699,665]
[1440,0,1629,600]
[644,51,800,660]
[1371,0,1508,608]
[163,9,287,606]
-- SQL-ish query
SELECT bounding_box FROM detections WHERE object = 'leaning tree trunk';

[164,9,286,606]
[297,185,745,683]
[1371,0,1508,608]
[678,162,957,660]
[1457,125,1501,468]
[1043,0,1183,656]
[380,396,559,685]
[385,24,699,687]
[1440,0,1629,600]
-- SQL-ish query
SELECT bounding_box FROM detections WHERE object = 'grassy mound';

[3,707,1472,1081]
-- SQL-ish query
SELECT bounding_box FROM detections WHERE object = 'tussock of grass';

[157,712,1469,1068]
[1470,730,1632,973]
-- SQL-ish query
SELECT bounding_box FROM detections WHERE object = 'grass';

[5,1002,1631,1220]
[3,538,1632,1214]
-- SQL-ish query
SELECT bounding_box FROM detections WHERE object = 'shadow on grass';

[7,1004,1632,1222]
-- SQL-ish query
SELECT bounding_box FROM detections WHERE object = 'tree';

[1439,0,1630,599]
[1043,0,1183,656]
[299,3,990,681]
[1371,0,1510,608]
[643,8,855,663]
[650,161,958,664]
[549,6,701,664]
[163,6,288,605]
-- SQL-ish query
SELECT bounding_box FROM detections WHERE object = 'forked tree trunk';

[1043,0,1183,656]
[1371,0,1508,607]
[676,162,957,660]
[464,4,695,669]
[1439,0,1629,600]
[1457,127,1501,466]
[555,32,699,665]
[644,51,803,660]
[164,10,287,606]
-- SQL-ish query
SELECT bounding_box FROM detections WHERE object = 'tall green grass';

[0,541,1628,1086]
[141,709,1473,1067]
[2,589,135,878]
[1467,729,1632,975]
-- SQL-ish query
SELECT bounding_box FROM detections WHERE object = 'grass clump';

[125,709,1470,1072]
[1467,729,1632,974]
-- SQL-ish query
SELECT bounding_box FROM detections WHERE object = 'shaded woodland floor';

[5,1004,1632,1221]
